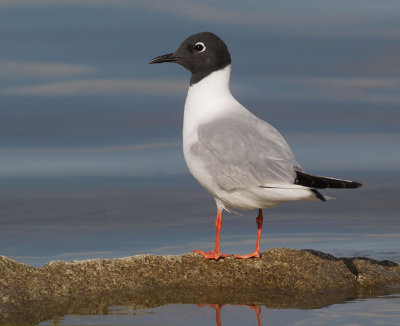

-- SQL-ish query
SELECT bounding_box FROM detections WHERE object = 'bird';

[149,32,362,260]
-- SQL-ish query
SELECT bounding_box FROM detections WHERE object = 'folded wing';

[190,112,302,191]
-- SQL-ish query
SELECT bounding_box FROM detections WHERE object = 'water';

[1,173,399,266]
[44,297,400,326]
[3,289,400,325]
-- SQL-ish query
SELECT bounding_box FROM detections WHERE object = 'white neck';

[183,65,240,133]
[189,64,232,98]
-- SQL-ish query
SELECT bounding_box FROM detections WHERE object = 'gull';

[149,32,362,260]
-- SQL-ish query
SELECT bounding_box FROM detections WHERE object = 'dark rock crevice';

[302,249,398,278]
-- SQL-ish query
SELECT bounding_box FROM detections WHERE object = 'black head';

[149,32,231,85]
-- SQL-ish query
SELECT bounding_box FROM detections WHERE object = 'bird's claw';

[234,250,261,259]
[192,249,231,260]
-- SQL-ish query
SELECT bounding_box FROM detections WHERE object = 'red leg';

[234,209,263,259]
[193,210,231,260]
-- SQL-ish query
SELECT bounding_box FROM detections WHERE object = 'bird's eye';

[194,42,206,53]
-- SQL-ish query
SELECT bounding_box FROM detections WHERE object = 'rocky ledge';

[1,248,399,308]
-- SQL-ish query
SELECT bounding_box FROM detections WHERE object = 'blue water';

[0,172,399,267]
[36,294,400,326]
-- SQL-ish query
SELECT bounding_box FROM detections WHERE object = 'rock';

[0,248,399,308]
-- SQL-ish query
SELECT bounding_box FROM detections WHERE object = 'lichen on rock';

[0,248,399,309]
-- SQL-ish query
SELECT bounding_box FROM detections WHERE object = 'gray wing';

[190,112,303,191]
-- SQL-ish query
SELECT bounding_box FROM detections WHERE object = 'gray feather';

[190,111,302,191]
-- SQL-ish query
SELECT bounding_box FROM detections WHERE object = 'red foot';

[248,305,261,314]
[193,249,231,260]
[198,303,223,309]
[234,250,261,259]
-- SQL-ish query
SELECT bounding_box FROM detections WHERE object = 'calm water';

[1,172,399,266]
[40,296,400,326]
[2,289,400,325]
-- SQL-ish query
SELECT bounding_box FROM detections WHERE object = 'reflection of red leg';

[198,304,223,326]
[193,210,231,260]
[215,304,222,326]
[235,304,262,326]
[235,209,263,259]
[248,305,262,326]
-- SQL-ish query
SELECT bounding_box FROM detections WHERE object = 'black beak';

[149,52,178,64]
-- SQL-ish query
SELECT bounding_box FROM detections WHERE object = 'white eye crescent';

[194,42,206,53]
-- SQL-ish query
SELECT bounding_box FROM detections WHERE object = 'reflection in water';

[199,304,262,326]
[0,287,398,325]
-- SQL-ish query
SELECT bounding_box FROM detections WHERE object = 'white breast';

[182,65,241,190]
[183,65,240,149]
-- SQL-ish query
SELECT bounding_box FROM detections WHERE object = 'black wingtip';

[295,171,363,189]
